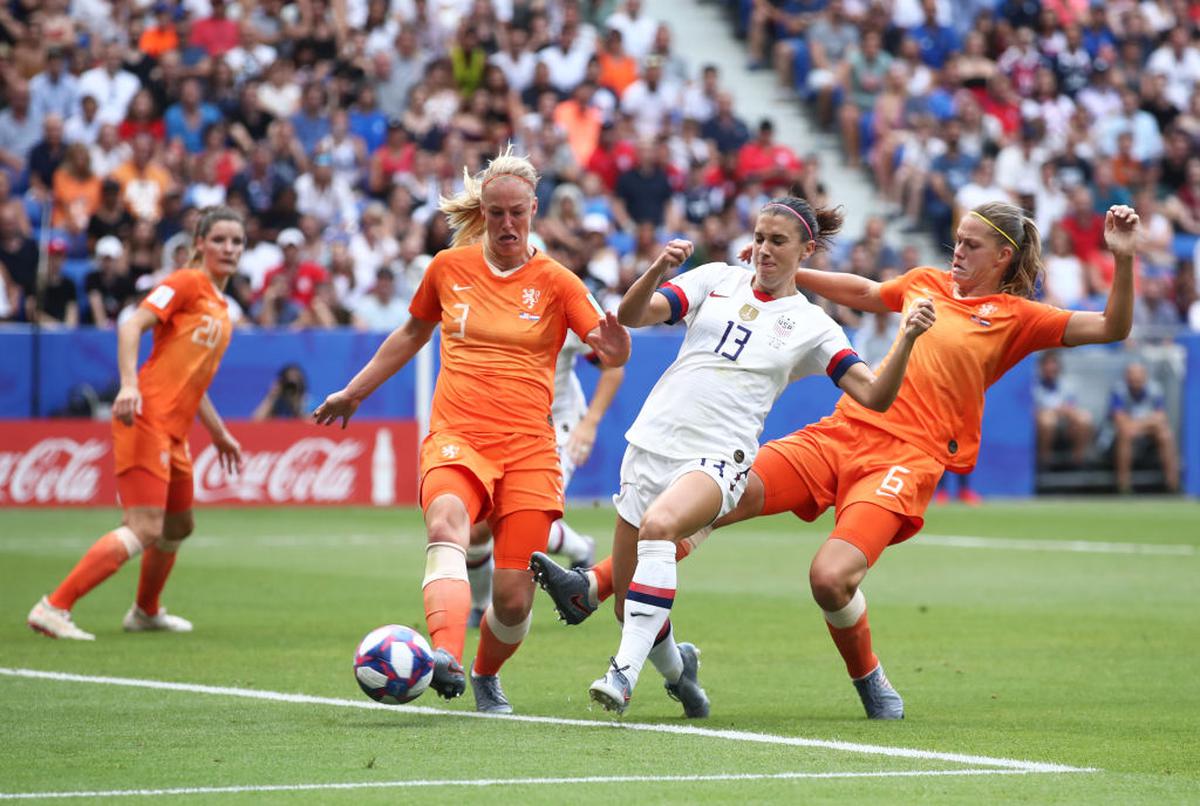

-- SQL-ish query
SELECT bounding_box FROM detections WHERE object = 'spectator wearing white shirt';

[620,57,680,139]
[76,41,141,126]
[0,79,42,178]
[1098,88,1164,162]
[995,122,1048,198]
[224,20,277,81]
[539,24,592,95]
[294,152,359,231]
[352,266,410,331]
[953,157,1011,222]
[679,64,720,125]
[30,49,79,121]
[348,203,401,293]
[1146,27,1200,109]
[491,25,538,94]
[606,0,658,61]
[64,95,104,146]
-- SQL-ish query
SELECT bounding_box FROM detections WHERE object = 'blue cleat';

[853,664,904,719]
[429,648,466,700]
[664,642,709,718]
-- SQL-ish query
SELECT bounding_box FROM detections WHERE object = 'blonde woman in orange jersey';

[28,207,245,641]
[313,148,630,714]
[533,201,1140,720]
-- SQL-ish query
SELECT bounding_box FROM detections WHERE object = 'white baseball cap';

[95,235,124,259]
[583,213,609,234]
[277,228,305,248]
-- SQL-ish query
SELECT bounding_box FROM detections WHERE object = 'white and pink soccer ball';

[353,625,435,704]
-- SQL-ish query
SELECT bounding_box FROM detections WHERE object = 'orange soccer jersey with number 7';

[409,244,604,437]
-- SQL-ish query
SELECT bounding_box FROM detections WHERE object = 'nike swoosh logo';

[708,291,729,298]
[453,284,473,291]
[629,612,651,618]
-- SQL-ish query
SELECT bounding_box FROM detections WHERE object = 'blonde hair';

[439,145,539,248]
[971,201,1043,299]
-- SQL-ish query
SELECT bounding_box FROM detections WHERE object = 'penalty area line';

[0,668,1095,775]
[0,769,1047,800]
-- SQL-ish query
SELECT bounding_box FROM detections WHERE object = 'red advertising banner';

[0,420,419,507]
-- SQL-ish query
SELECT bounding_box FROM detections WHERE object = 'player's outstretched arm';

[567,363,625,466]
[837,298,935,411]
[585,311,631,368]
[313,316,438,428]
[112,307,159,426]
[1062,205,1138,346]
[617,239,694,328]
[794,268,891,313]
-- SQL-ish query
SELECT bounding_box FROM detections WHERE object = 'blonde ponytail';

[439,145,539,248]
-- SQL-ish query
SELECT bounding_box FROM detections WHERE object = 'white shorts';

[554,418,579,490]
[612,444,750,529]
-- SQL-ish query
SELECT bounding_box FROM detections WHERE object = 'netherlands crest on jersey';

[522,287,541,309]
[739,304,759,322]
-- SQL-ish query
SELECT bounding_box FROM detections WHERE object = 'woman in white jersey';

[575,197,935,715]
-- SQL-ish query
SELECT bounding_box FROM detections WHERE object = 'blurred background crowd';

[0,0,1195,489]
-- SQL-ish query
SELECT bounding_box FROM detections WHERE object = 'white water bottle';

[371,428,396,506]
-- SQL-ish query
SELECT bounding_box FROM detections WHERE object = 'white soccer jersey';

[552,330,590,433]
[624,262,860,467]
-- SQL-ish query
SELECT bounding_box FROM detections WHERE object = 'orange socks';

[824,589,879,680]
[48,527,143,611]
[422,578,471,661]
[472,607,531,676]
[136,539,181,616]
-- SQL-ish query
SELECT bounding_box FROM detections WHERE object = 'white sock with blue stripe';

[613,540,676,691]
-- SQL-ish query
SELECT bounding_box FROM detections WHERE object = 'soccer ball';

[353,624,435,704]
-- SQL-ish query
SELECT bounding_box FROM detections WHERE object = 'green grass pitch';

[1,500,1198,804]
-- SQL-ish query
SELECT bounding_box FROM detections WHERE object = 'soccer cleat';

[958,488,984,507]
[589,657,633,714]
[470,672,513,714]
[664,642,710,718]
[467,607,485,629]
[429,648,466,700]
[853,663,905,719]
[27,596,95,641]
[122,605,193,633]
[529,551,595,625]
[569,535,596,569]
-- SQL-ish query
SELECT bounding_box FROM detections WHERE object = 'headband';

[482,172,536,191]
[970,210,1019,249]
[765,203,814,242]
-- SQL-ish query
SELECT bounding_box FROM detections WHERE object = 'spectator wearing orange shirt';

[554,82,605,166]
[597,28,639,98]
[139,3,180,58]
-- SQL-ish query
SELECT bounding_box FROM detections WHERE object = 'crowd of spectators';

[736,0,1200,338]
[0,0,831,333]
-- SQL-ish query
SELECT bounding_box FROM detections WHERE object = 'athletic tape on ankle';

[637,539,677,561]
[422,542,468,587]
[683,525,712,551]
[114,526,144,559]
[824,588,866,629]
[483,606,531,644]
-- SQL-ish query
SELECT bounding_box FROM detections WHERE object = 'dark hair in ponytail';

[758,196,844,253]
[187,205,245,267]
[971,201,1043,299]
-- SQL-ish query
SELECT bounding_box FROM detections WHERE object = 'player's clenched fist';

[649,239,694,274]
[902,298,935,341]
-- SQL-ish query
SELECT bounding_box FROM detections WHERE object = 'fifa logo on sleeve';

[521,288,542,309]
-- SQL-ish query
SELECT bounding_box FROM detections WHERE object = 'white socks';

[547,519,591,565]
[465,540,494,611]
[613,540,676,690]
[648,619,684,684]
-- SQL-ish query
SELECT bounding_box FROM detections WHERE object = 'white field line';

[1,531,1193,556]
[0,668,1094,775]
[0,769,1044,801]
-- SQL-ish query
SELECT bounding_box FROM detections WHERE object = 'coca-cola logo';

[194,437,363,503]
[0,438,108,504]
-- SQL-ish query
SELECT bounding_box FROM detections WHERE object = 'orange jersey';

[409,244,604,437]
[835,267,1072,472]
[135,269,232,438]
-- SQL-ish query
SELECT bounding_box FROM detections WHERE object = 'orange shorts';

[419,430,564,524]
[753,415,943,560]
[112,418,194,512]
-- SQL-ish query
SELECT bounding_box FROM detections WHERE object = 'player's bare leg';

[125,508,194,632]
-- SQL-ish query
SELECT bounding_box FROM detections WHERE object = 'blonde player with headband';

[570,196,935,717]
[535,200,1140,720]
[313,147,630,714]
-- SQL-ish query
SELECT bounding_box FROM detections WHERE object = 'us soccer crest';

[739,304,759,322]
[772,316,795,339]
[522,287,541,309]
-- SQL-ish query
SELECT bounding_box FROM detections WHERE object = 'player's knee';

[163,511,194,542]
[638,514,678,544]
[124,513,164,547]
[426,518,467,547]
[809,563,851,610]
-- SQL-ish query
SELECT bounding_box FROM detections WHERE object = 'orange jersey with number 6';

[136,269,232,439]
[409,244,604,437]
[834,267,1072,471]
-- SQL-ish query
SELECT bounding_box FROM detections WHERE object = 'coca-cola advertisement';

[0,421,418,507]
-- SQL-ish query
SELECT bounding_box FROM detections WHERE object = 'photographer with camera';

[252,363,309,420]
